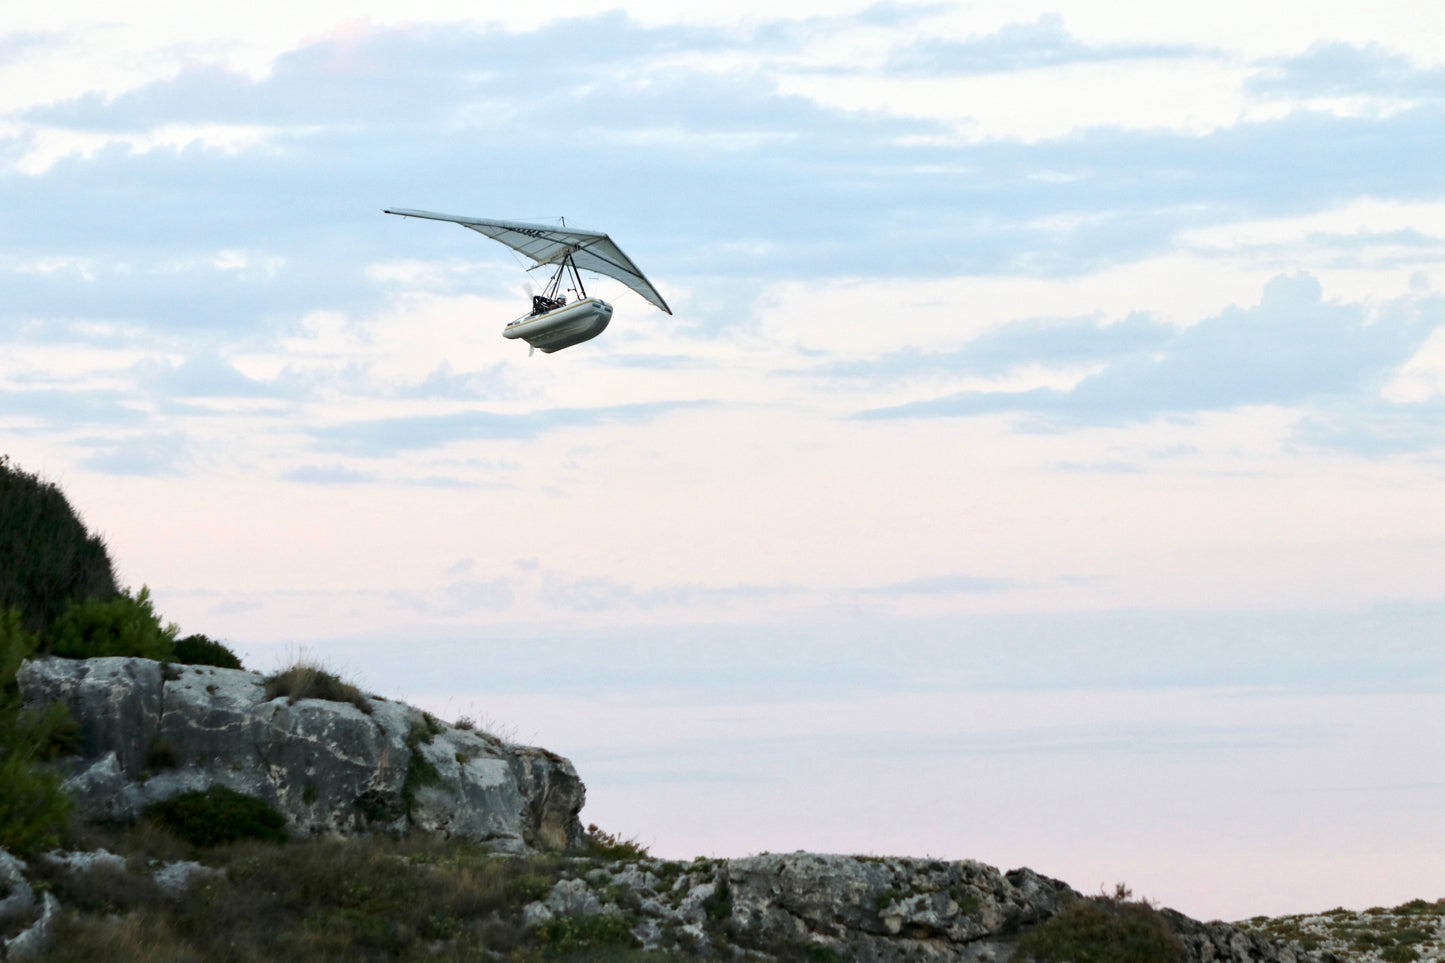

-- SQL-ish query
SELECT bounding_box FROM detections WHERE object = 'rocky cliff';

[16,655,584,852]
[6,655,1354,963]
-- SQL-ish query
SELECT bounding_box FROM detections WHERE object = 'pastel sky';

[4,0,1444,922]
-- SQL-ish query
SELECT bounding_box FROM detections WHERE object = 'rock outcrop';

[523,852,1342,963]
[17,656,584,852]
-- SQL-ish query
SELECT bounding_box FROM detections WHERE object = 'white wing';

[384,208,672,315]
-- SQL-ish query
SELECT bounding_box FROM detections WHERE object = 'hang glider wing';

[384,208,672,315]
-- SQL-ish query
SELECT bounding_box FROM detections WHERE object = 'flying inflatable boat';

[383,209,671,354]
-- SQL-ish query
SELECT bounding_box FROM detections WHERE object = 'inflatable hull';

[503,298,613,353]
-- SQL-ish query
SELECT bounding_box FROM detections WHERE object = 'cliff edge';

[16,655,584,853]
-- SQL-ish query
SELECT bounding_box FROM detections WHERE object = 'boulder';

[722,853,1074,961]
[17,656,584,852]
[0,849,57,960]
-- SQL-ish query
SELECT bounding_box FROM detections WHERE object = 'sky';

[3,0,1444,922]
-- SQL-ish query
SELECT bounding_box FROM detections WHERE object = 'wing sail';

[384,209,672,315]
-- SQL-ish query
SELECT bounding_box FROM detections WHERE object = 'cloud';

[0,30,68,67]
[133,353,278,398]
[391,577,514,617]
[1291,399,1445,455]
[280,464,375,484]
[397,362,514,400]
[308,400,706,455]
[1250,42,1445,101]
[885,13,1203,77]
[77,431,190,475]
[7,17,1444,310]
[536,575,786,613]
[20,14,922,140]
[872,573,1012,595]
[5,15,1445,471]
[0,387,147,427]
[858,274,1445,441]
[815,311,1172,382]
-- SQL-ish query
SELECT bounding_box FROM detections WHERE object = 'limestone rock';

[17,656,585,852]
[722,853,1073,961]
[0,850,57,961]
[515,853,1341,963]
[0,851,36,931]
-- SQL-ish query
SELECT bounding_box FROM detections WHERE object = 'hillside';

[1238,903,1445,963]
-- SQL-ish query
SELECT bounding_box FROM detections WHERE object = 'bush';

[401,750,442,816]
[580,823,650,860]
[172,633,243,669]
[264,659,372,715]
[0,606,38,696]
[0,607,73,854]
[535,913,639,953]
[1013,893,1185,963]
[0,455,120,635]
[145,785,288,847]
[46,587,177,661]
[0,749,73,855]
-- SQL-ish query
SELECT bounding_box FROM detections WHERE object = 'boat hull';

[502,298,613,353]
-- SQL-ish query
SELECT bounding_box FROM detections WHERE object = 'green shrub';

[0,455,120,635]
[46,587,178,661]
[264,659,372,715]
[0,749,73,855]
[172,633,243,669]
[401,750,442,815]
[145,785,288,847]
[1013,895,1185,963]
[30,698,81,760]
[535,912,639,953]
[0,607,73,854]
[1,606,38,695]
[703,877,732,920]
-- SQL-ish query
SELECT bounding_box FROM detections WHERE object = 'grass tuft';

[264,657,372,715]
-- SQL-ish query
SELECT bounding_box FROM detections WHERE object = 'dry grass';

[263,656,372,715]
[30,830,652,963]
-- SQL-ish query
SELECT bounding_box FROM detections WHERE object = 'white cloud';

[779,57,1253,141]
[10,123,275,175]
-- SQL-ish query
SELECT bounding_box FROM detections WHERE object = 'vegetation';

[579,824,649,861]
[44,587,178,661]
[0,455,119,635]
[144,785,288,847]
[1,454,227,667]
[401,711,447,815]
[171,633,244,669]
[264,658,372,715]
[534,914,639,954]
[1012,886,1185,963]
[29,828,686,963]
[1240,898,1445,961]
[0,608,74,854]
